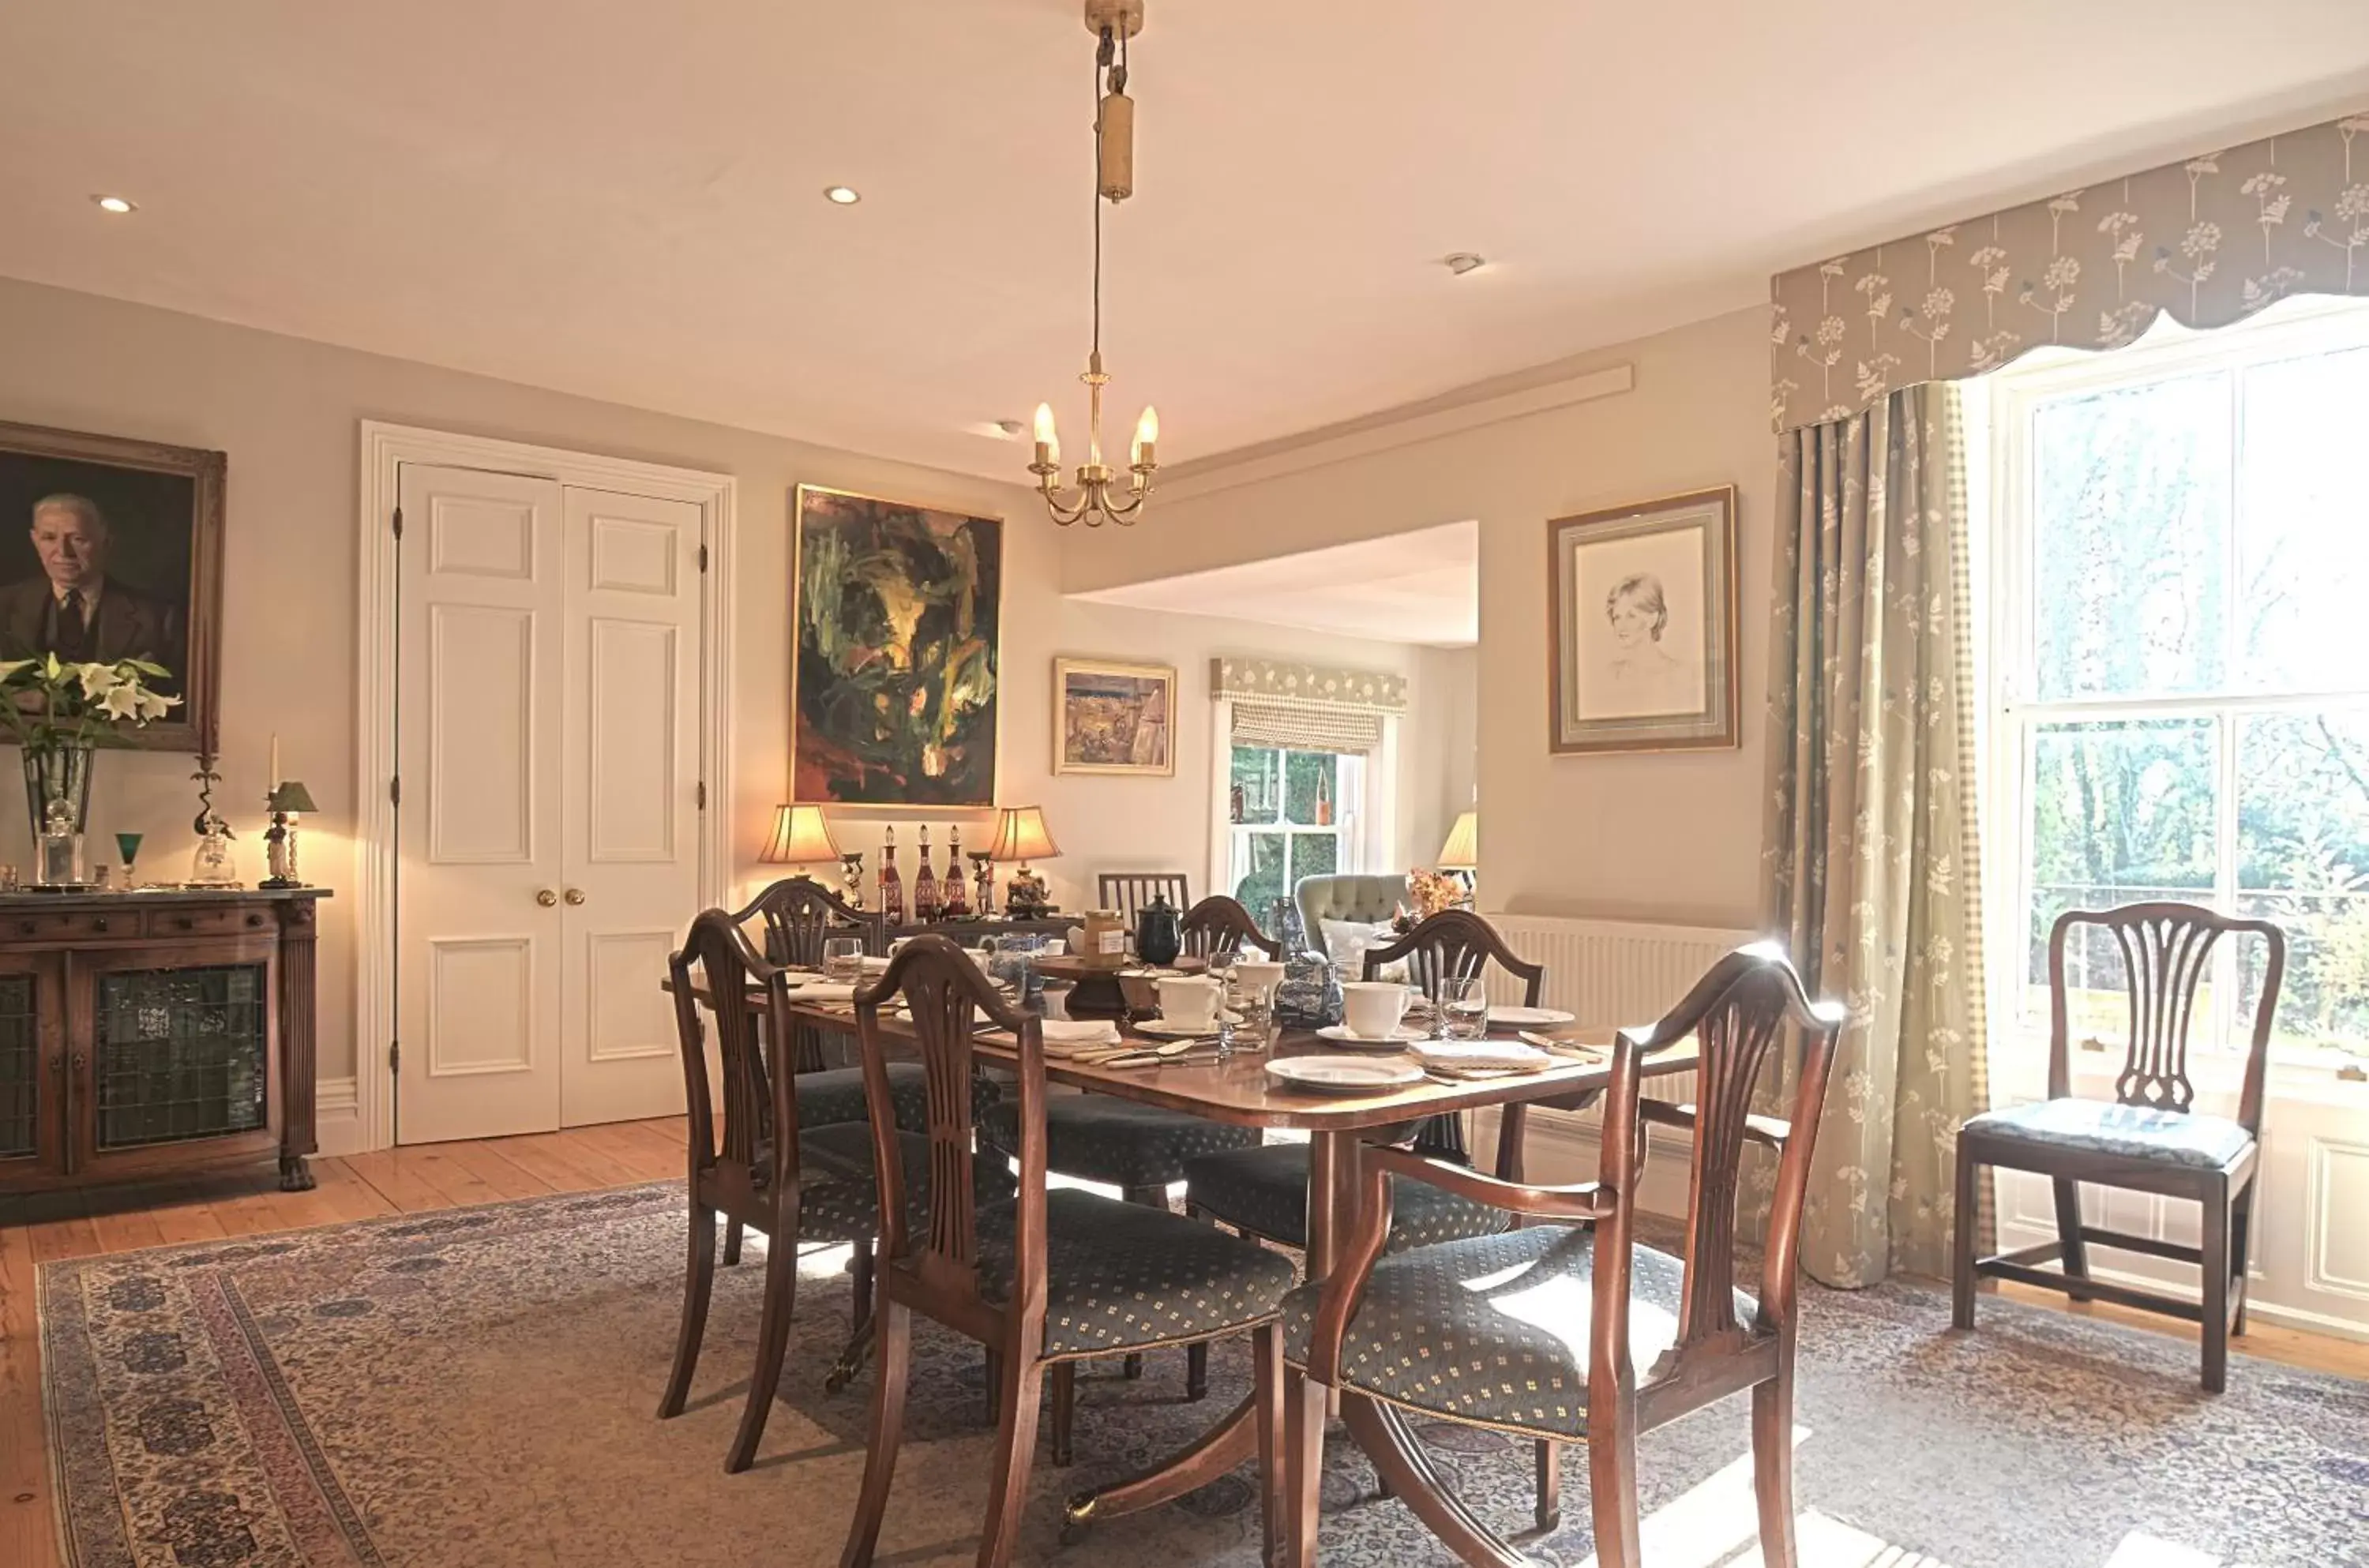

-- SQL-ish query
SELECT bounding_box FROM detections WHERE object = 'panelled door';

[394,465,700,1144]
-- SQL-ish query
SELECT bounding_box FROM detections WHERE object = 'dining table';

[763,981,1702,1562]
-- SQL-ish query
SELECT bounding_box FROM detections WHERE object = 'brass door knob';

[536,888,559,907]
[564,887,587,906]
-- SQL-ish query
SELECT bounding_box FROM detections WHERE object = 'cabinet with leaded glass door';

[0,889,326,1197]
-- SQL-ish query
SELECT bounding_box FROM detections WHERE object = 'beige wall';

[0,276,1466,1099]
[1106,307,1774,930]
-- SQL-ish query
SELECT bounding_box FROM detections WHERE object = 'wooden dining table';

[768,985,1700,1559]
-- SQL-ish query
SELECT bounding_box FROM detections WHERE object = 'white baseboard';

[314,1076,364,1157]
[1477,1106,1693,1219]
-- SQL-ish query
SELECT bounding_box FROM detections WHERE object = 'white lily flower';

[99,685,141,720]
[78,662,119,700]
[136,691,175,721]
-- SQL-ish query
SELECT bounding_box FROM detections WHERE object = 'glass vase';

[21,744,94,857]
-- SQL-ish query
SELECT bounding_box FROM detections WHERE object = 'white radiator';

[1482,912,1759,1105]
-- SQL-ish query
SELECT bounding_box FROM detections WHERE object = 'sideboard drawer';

[1,910,134,941]
[143,906,274,939]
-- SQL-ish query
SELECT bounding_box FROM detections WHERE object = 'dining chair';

[839,936,1295,1568]
[1280,942,1846,1568]
[1181,907,1546,1501]
[1177,893,1277,959]
[1954,902,2286,1393]
[659,911,1016,1474]
[1098,870,1192,927]
[725,878,955,1212]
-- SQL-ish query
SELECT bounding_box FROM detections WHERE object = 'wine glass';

[114,832,144,889]
[1441,975,1489,1040]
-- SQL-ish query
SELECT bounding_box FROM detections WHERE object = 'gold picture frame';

[790,483,1003,806]
[1546,485,1739,756]
[1053,657,1177,777]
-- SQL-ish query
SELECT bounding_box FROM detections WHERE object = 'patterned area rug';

[37,1183,2367,1567]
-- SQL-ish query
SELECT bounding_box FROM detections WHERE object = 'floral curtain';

[1755,383,1990,1288]
[1770,108,2369,432]
[1211,657,1407,712]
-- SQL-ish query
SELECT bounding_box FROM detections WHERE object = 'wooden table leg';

[1063,1394,1259,1525]
[1341,1395,1534,1568]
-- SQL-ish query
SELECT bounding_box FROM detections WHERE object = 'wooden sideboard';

[0,887,329,1197]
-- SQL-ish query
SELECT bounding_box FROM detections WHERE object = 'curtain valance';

[1770,109,2369,433]
[1210,657,1407,714]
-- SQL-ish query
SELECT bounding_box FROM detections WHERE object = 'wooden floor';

[4,1117,2364,1568]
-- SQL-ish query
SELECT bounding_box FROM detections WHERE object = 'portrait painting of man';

[0,421,224,752]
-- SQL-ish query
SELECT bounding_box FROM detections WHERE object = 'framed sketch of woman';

[1546,486,1737,755]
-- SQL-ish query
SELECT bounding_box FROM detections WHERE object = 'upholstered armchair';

[1293,872,1408,958]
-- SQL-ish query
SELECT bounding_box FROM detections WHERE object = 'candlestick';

[269,733,280,790]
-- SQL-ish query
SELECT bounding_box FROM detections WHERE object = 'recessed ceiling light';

[1444,252,1485,276]
[823,186,862,205]
[92,194,137,215]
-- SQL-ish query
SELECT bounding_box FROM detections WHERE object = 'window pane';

[1230,747,1278,824]
[2025,718,2218,993]
[2029,372,2230,698]
[1290,831,1339,884]
[2238,346,2369,691]
[2236,711,2369,1056]
[1283,752,1337,827]
[1233,832,1288,917]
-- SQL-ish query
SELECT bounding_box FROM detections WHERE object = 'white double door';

[394,463,703,1144]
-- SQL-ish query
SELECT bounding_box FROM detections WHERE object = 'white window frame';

[1982,298,2369,1090]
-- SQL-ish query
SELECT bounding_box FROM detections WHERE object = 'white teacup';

[1158,975,1223,1031]
[1232,960,1285,1000]
[1340,981,1410,1040]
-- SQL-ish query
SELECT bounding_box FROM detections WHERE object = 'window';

[1987,302,2369,1071]
[1226,746,1362,920]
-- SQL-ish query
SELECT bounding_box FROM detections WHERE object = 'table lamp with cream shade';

[1435,808,1477,899]
[760,802,866,909]
[988,805,1061,918]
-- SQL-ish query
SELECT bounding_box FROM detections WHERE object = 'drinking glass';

[1441,975,1489,1040]
[1205,951,1241,1057]
[823,936,865,981]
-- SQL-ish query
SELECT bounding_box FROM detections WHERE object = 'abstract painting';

[791,485,1001,805]
[1546,486,1737,755]
[1053,658,1175,776]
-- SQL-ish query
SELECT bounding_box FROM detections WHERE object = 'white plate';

[1315,1024,1429,1050]
[1132,1018,1223,1040]
[1488,1005,1576,1027]
[1264,1056,1425,1094]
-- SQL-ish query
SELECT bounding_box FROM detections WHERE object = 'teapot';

[1134,892,1182,967]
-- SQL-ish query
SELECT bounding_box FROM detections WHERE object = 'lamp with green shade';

[261,780,319,889]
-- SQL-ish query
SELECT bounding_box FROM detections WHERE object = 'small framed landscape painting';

[1546,486,1737,756]
[1054,658,1176,776]
[0,420,223,752]
[790,484,1002,807]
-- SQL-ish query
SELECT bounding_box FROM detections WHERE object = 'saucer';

[1263,1056,1425,1094]
[1315,1024,1429,1050]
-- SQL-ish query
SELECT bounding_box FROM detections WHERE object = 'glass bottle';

[877,827,905,927]
[940,824,970,917]
[189,813,238,887]
[913,825,938,922]
[37,797,84,886]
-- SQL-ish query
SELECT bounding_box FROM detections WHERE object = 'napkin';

[790,981,858,1002]
[1037,1020,1123,1056]
[1410,1039,1553,1073]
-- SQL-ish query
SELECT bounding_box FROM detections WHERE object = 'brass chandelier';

[1029,0,1158,527]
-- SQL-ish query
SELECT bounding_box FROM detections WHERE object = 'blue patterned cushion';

[979,1095,1259,1189]
[794,1064,997,1176]
[1280,1226,1753,1439]
[976,1188,1297,1359]
[1184,1142,1511,1253]
[1964,1098,2253,1171]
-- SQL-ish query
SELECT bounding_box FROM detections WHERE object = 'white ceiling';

[1073,521,1478,647]
[4,3,2367,481]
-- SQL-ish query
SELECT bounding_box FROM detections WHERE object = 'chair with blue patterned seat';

[1954,901,2287,1393]
[1277,943,1846,1568]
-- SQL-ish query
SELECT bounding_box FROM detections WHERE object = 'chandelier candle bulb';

[1131,406,1158,468]
[1033,402,1059,470]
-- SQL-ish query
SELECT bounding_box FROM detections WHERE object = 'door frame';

[354,421,736,1152]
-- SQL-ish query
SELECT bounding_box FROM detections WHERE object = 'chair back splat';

[668,910,798,1213]
[1363,910,1545,1165]
[1178,894,1278,960]
[1594,943,1843,1416]
[2048,903,2285,1132]
[729,876,885,1072]
[856,936,1041,1317]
